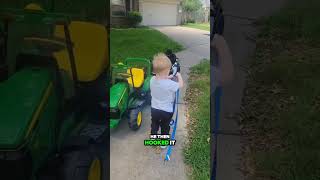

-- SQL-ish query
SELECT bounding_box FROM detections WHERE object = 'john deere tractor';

[110,58,152,130]
[0,4,108,180]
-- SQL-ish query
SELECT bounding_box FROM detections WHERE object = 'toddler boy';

[150,53,184,148]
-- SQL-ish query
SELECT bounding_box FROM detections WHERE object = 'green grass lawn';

[184,60,210,180]
[182,23,210,31]
[110,27,183,63]
[241,0,320,179]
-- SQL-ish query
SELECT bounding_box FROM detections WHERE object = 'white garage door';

[141,2,177,26]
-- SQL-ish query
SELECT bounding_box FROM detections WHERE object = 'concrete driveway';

[110,26,209,180]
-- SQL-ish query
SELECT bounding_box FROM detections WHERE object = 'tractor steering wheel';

[22,36,70,56]
[24,37,67,49]
[117,72,132,78]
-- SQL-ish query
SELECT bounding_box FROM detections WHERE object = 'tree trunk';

[204,9,209,23]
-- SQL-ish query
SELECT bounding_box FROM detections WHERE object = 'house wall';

[111,0,140,27]
[111,17,128,26]
[139,0,181,26]
[140,0,179,4]
[112,0,182,26]
[139,0,180,13]
[133,0,139,11]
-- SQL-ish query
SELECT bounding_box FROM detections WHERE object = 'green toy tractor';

[0,4,108,180]
[110,58,152,130]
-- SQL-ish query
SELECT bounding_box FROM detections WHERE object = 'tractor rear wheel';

[128,108,143,131]
[60,145,107,180]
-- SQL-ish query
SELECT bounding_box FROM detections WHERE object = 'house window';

[112,0,126,17]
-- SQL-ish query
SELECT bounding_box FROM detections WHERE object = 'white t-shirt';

[150,76,179,113]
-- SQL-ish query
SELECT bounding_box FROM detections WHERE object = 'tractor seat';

[53,21,108,82]
[127,68,144,88]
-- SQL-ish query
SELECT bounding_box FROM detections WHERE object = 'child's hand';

[211,34,234,85]
[176,72,182,78]
[167,75,174,79]
[176,72,184,88]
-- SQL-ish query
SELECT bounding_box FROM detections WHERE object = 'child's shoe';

[160,146,167,149]
[169,119,175,127]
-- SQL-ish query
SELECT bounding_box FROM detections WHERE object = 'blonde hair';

[152,53,172,75]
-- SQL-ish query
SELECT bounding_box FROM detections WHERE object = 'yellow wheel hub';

[137,111,142,126]
[88,158,101,180]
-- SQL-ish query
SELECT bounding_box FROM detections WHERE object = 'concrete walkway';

[215,1,286,180]
[110,26,209,180]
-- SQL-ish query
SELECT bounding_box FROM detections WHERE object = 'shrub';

[187,19,195,23]
[127,11,142,27]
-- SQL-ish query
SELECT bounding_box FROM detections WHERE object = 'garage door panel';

[142,3,177,26]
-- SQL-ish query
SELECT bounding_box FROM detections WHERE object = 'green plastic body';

[0,68,53,149]
[0,69,95,180]
[0,68,56,177]
[110,82,129,128]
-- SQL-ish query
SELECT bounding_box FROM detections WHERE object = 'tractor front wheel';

[60,145,107,180]
[128,108,143,131]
